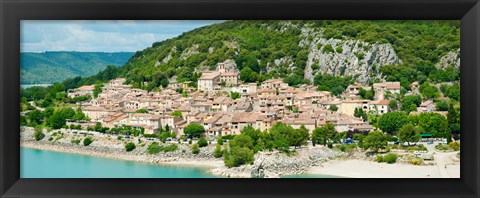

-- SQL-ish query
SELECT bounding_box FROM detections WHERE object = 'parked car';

[427,141,434,145]
[345,138,353,144]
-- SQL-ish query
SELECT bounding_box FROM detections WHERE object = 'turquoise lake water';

[20,147,219,178]
[21,147,341,178]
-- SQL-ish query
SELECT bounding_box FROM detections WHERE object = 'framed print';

[1,0,479,197]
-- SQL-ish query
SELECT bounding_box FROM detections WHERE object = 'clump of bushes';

[335,143,358,153]
[435,143,455,151]
[192,143,200,154]
[71,139,81,145]
[33,126,45,141]
[408,156,423,165]
[48,137,53,141]
[147,142,178,154]
[322,44,335,53]
[335,46,343,53]
[83,137,93,146]
[448,142,460,151]
[125,142,136,152]
[384,153,398,164]
[335,144,347,152]
[375,154,384,162]
[213,144,223,158]
[327,142,333,149]
[198,138,208,147]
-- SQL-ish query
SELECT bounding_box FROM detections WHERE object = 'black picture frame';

[1,0,479,197]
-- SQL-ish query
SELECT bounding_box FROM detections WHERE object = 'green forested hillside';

[20,51,134,84]
[54,20,460,91]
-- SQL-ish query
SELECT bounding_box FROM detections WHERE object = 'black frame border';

[1,0,479,197]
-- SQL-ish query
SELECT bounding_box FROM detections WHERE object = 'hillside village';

[65,61,447,139]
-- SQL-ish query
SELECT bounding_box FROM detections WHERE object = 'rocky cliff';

[300,27,402,83]
[435,49,460,70]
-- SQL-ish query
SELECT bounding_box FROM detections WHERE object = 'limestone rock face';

[300,26,402,83]
[435,49,460,70]
[222,59,240,73]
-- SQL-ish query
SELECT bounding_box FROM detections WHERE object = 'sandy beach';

[307,159,460,178]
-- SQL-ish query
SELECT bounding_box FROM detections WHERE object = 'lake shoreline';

[20,127,346,178]
[21,127,458,178]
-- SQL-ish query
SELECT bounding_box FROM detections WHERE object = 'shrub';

[448,142,460,151]
[335,46,343,53]
[192,143,200,154]
[217,138,224,145]
[147,142,162,154]
[327,142,333,149]
[83,137,93,146]
[188,140,192,145]
[33,126,45,141]
[125,142,136,152]
[117,136,123,140]
[336,144,347,152]
[163,144,178,152]
[71,139,81,145]
[322,44,335,53]
[48,137,53,141]
[435,144,450,151]
[384,153,398,164]
[214,144,223,158]
[408,156,423,165]
[147,142,178,154]
[224,146,254,168]
[198,138,208,147]
[375,154,384,162]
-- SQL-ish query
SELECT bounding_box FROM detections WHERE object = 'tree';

[312,122,337,146]
[198,138,208,147]
[28,110,44,125]
[229,134,254,149]
[401,95,422,112]
[240,67,259,82]
[329,104,338,112]
[230,92,241,100]
[73,107,88,121]
[291,125,309,148]
[435,100,449,111]
[83,137,93,146]
[354,107,368,121]
[213,144,223,158]
[135,109,148,113]
[388,100,398,111]
[397,123,421,146]
[363,130,388,153]
[417,112,449,138]
[447,104,458,124]
[419,82,440,99]
[378,111,408,134]
[60,108,76,120]
[169,110,183,118]
[184,123,205,138]
[125,142,136,152]
[48,112,66,129]
[93,84,102,98]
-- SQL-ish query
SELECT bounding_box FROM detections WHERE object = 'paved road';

[419,142,459,178]
[29,101,45,111]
